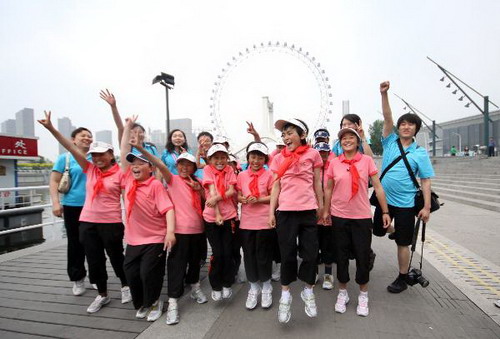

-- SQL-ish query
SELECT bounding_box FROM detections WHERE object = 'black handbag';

[396,139,442,213]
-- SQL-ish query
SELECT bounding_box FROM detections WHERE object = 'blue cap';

[314,142,331,152]
[314,129,330,140]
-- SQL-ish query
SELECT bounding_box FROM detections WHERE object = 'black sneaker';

[368,250,376,271]
[387,276,408,293]
[388,232,396,240]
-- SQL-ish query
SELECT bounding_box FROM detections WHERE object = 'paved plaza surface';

[0,199,499,338]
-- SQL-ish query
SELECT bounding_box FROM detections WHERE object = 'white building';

[1,119,16,135]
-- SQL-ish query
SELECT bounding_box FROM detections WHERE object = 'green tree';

[369,119,384,155]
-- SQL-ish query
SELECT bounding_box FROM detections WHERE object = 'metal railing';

[0,185,63,236]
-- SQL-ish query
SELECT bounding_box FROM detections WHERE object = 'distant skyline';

[1,0,499,161]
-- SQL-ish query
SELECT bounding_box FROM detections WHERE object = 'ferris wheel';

[208,41,334,141]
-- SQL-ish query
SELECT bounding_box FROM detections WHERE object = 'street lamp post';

[451,132,462,153]
[152,72,175,136]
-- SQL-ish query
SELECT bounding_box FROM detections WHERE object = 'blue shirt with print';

[130,143,159,158]
[380,132,435,208]
[52,153,92,206]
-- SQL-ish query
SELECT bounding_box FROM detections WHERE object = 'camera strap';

[408,218,426,271]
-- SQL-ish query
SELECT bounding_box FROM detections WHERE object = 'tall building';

[57,117,76,155]
[342,100,350,116]
[96,130,113,145]
[1,119,16,135]
[15,108,35,137]
[150,129,166,154]
[171,118,196,151]
[261,96,274,138]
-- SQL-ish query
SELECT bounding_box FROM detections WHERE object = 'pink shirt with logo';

[202,165,238,222]
[326,153,378,219]
[166,175,204,234]
[270,147,323,211]
[237,169,273,230]
[79,163,124,223]
[123,171,173,245]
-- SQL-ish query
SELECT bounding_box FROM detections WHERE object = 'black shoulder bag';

[396,139,442,213]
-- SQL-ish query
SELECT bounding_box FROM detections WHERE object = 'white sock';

[339,288,348,296]
[360,291,368,298]
[303,286,314,296]
[191,282,201,290]
[250,282,260,292]
[262,280,272,292]
[281,289,291,301]
[168,297,178,304]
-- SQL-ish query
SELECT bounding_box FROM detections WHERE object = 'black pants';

[317,225,336,265]
[232,220,242,277]
[489,146,495,157]
[332,216,372,285]
[276,210,318,286]
[63,205,86,282]
[240,229,274,283]
[80,222,127,294]
[205,220,236,291]
[167,233,207,298]
[124,243,165,309]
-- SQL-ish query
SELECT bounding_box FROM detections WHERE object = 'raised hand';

[246,121,258,136]
[124,115,138,129]
[356,121,366,139]
[37,110,54,130]
[380,81,390,94]
[99,89,116,106]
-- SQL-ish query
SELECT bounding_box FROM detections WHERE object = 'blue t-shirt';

[332,140,365,156]
[130,143,159,158]
[52,153,92,206]
[161,149,204,179]
[380,133,435,208]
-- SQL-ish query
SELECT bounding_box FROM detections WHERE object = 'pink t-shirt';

[326,153,378,219]
[167,175,204,234]
[270,147,323,211]
[202,165,238,222]
[123,172,173,245]
[237,169,273,230]
[79,163,124,223]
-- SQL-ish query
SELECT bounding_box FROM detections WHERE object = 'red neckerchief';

[275,145,310,179]
[181,176,203,216]
[126,176,155,222]
[339,152,362,200]
[91,163,120,203]
[211,165,232,201]
[248,167,265,198]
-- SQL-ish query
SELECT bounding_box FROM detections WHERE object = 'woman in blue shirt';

[161,129,191,174]
[50,127,93,296]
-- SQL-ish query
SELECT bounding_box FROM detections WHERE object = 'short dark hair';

[71,127,92,139]
[245,141,269,164]
[282,119,308,145]
[340,114,361,128]
[131,123,145,132]
[165,129,189,153]
[197,131,213,141]
[397,113,422,135]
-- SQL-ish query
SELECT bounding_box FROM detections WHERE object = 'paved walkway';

[0,199,499,338]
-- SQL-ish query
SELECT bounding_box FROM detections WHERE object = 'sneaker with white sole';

[278,295,292,323]
[335,291,350,314]
[121,286,132,304]
[72,278,86,296]
[92,284,98,290]
[356,294,369,317]
[245,288,261,310]
[211,290,222,301]
[271,263,281,282]
[147,300,163,322]
[222,287,232,299]
[322,274,334,290]
[191,288,208,304]
[300,289,317,318]
[87,295,111,313]
[136,306,150,319]
[165,302,179,325]
[261,287,273,309]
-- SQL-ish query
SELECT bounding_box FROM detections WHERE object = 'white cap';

[247,142,269,155]
[176,152,197,164]
[337,127,361,142]
[87,141,114,154]
[274,118,308,136]
[213,136,229,146]
[275,139,285,146]
[228,154,237,163]
[207,143,229,157]
[126,152,151,164]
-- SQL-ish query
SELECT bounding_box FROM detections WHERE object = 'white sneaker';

[92,284,98,290]
[72,278,86,296]
[191,288,208,304]
[356,294,369,317]
[135,306,150,319]
[261,286,273,309]
[165,302,179,325]
[147,300,163,322]
[222,287,232,299]
[300,289,317,318]
[87,295,111,313]
[121,286,132,304]
[335,291,350,314]
[271,263,281,282]
[245,288,261,310]
[495,300,500,308]
[278,295,292,323]
[211,290,222,301]
[322,274,334,290]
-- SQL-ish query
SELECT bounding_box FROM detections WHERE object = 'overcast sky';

[1,0,499,161]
